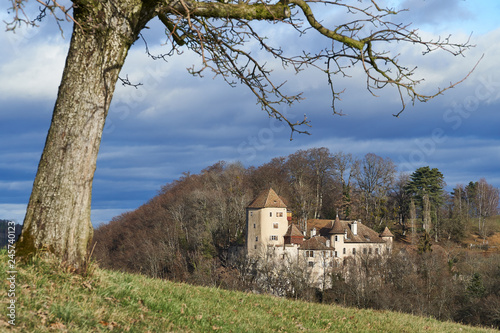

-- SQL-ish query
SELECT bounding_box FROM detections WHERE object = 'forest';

[93,147,500,328]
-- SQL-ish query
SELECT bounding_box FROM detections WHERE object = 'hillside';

[0,251,496,332]
[462,216,500,252]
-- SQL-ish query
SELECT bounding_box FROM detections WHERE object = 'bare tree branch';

[6,0,475,135]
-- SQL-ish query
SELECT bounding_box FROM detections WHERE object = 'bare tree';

[475,178,499,241]
[355,153,396,227]
[10,0,472,268]
[423,194,431,233]
[285,150,315,231]
[389,173,410,233]
[307,148,335,220]
[332,152,359,218]
[409,198,417,244]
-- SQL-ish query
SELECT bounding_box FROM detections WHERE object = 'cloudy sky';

[1,0,499,226]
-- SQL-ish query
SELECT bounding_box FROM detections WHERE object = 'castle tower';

[246,188,288,257]
[380,226,395,250]
[329,214,345,257]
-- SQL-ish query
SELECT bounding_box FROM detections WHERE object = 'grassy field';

[0,251,497,332]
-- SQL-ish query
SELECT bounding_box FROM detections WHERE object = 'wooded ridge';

[93,147,500,328]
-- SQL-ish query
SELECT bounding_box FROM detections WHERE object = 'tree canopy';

[405,166,445,207]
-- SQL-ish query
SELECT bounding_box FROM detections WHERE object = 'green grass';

[0,251,497,332]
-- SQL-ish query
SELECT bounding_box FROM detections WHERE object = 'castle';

[245,188,394,286]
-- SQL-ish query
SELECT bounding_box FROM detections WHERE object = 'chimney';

[311,228,316,237]
[351,220,358,236]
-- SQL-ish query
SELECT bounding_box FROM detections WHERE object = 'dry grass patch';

[0,250,496,332]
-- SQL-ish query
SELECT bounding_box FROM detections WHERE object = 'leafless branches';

[5,0,75,34]
[154,0,473,134]
[6,0,475,134]
[118,75,143,89]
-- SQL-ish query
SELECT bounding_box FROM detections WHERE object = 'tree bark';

[17,1,150,268]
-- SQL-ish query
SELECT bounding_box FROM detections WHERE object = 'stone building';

[245,188,394,287]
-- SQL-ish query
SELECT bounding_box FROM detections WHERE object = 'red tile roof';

[307,218,386,244]
[301,236,332,250]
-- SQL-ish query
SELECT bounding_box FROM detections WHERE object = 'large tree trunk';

[17,1,150,268]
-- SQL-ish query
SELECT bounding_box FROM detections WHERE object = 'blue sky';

[1,0,499,225]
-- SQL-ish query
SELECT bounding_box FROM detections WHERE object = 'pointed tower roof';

[380,226,394,238]
[329,214,344,234]
[247,188,287,209]
[284,224,303,237]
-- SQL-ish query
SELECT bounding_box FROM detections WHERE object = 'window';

[277,212,283,217]
[334,235,338,242]
[270,212,272,217]
[353,248,356,255]
[254,245,257,249]
[250,211,253,216]
[253,224,256,229]
[308,261,314,267]
[369,248,372,254]
[255,236,258,242]
[270,235,278,241]
[375,248,379,254]
[363,248,367,255]
[343,248,346,255]
[305,250,314,258]
[334,251,338,257]
[273,222,279,229]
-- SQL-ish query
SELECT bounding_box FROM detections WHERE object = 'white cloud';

[1,0,499,226]
[0,204,26,224]
[0,33,68,101]
[0,181,33,191]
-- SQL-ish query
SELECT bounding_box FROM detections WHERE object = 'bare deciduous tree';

[9,0,473,268]
[475,178,499,240]
[355,153,396,227]
[332,152,359,219]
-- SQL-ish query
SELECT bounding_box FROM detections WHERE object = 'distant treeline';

[93,147,500,328]
[0,219,22,248]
